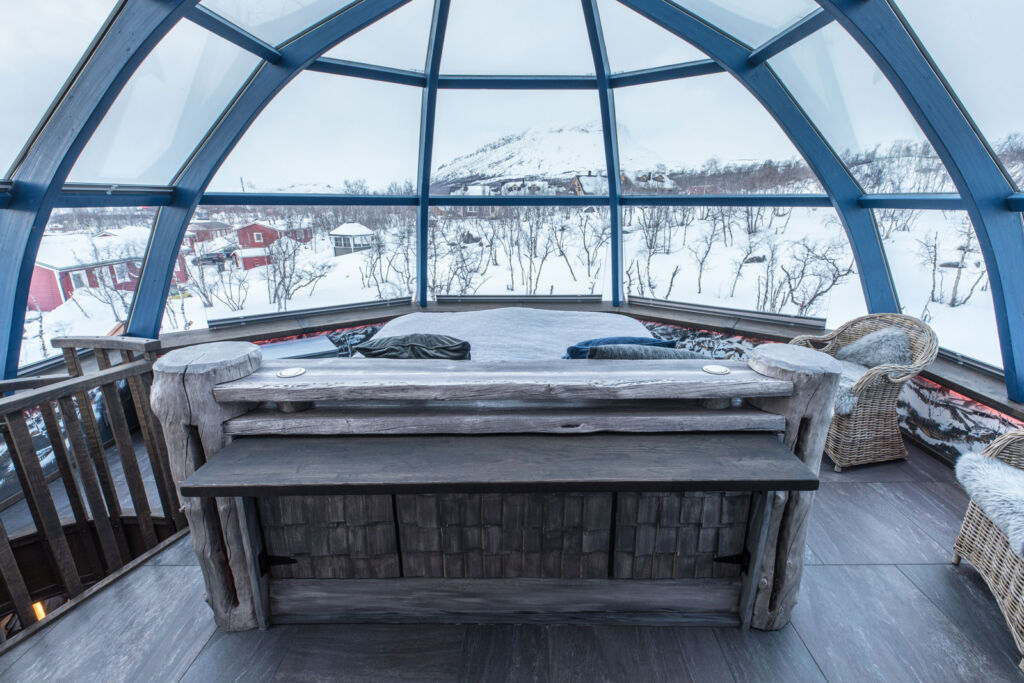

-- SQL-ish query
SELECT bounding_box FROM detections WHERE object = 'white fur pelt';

[956,452,1024,556]
[835,327,912,368]
[834,360,867,416]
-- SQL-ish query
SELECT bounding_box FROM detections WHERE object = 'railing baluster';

[56,396,123,572]
[93,351,157,550]
[126,356,184,529]
[60,350,127,556]
[2,413,83,598]
[0,516,35,628]
[37,402,104,578]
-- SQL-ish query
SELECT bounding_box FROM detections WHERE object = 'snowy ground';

[21,206,1002,369]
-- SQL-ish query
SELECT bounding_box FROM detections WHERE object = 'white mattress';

[372,307,652,361]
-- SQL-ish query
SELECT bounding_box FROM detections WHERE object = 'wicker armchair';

[790,313,938,471]
[953,430,1024,672]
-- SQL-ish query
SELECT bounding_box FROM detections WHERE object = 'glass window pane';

[596,0,709,74]
[199,0,357,46]
[69,20,259,186]
[623,205,867,327]
[432,90,608,194]
[0,1,117,177]
[615,74,824,194]
[429,206,611,298]
[880,209,1001,367]
[769,23,953,193]
[440,0,595,75]
[159,205,415,333]
[670,0,819,47]
[212,73,421,194]
[895,0,1024,189]
[325,0,432,71]
[22,208,156,367]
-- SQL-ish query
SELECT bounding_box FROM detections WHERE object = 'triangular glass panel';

[596,0,710,74]
[211,72,420,194]
[615,73,824,194]
[200,0,358,46]
[440,0,595,75]
[671,0,820,47]
[326,0,433,71]
[69,20,259,185]
[769,23,954,192]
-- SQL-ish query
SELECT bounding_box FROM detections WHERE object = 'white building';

[329,223,374,256]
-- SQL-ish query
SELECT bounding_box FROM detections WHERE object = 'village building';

[27,227,187,311]
[184,219,234,250]
[570,172,606,195]
[447,184,498,218]
[329,223,375,256]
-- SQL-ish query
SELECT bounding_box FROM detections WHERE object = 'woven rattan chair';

[953,430,1024,672]
[790,313,938,471]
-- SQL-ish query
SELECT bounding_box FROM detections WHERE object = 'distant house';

[330,223,374,256]
[185,220,234,250]
[500,179,552,196]
[621,171,676,194]
[570,173,606,196]
[447,184,497,218]
[233,247,272,271]
[235,222,313,250]
[27,228,187,312]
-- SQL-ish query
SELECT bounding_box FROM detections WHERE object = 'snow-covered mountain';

[432,120,663,187]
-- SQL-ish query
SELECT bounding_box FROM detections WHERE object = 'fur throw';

[956,452,1024,557]
[835,327,912,368]
[834,360,867,416]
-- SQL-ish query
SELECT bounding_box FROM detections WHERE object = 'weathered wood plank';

[0,359,151,416]
[3,412,84,597]
[269,578,742,625]
[224,402,786,436]
[180,433,819,498]
[119,350,184,529]
[0,516,35,627]
[214,359,794,403]
[56,395,123,572]
[50,335,160,353]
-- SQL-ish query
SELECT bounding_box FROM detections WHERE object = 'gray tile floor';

[0,442,1018,682]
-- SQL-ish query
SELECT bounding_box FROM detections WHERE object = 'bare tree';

[262,237,331,311]
[211,266,250,312]
[688,223,718,294]
[780,238,856,316]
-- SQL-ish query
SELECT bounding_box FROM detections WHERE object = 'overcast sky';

[2,0,1021,190]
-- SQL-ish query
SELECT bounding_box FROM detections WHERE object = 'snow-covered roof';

[330,223,373,237]
[574,175,605,194]
[236,247,270,258]
[35,227,150,270]
[186,220,233,233]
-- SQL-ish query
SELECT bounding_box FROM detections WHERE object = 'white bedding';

[372,307,653,361]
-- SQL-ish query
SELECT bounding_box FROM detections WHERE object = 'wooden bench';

[151,343,839,632]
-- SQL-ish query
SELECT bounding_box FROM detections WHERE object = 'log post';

[746,343,839,630]
[150,342,262,631]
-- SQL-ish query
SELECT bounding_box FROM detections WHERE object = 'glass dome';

[2,0,1023,400]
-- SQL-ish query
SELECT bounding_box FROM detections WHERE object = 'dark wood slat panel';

[270,578,742,625]
[0,359,151,416]
[61,351,126,553]
[224,402,786,436]
[122,353,183,529]
[2,413,83,597]
[214,359,794,403]
[93,351,157,549]
[180,433,818,498]
[0,517,35,627]
[56,396,123,572]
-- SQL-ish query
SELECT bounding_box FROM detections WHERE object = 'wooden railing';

[0,336,182,640]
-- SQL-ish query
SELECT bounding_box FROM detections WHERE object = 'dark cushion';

[586,344,706,360]
[354,333,471,360]
[564,336,675,359]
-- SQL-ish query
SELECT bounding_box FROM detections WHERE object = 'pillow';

[835,328,912,368]
[956,452,1024,557]
[586,344,706,360]
[354,333,471,360]
[564,336,674,359]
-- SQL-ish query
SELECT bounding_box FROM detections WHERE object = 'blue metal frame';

[582,0,623,306]
[415,0,450,308]
[619,0,900,316]
[185,5,282,64]
[2,0,1024,401]
[818,0,1024,398]
[125,0,415,338]
[0,0,197,378]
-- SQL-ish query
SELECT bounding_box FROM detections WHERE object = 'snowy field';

[21,203,1001,369]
